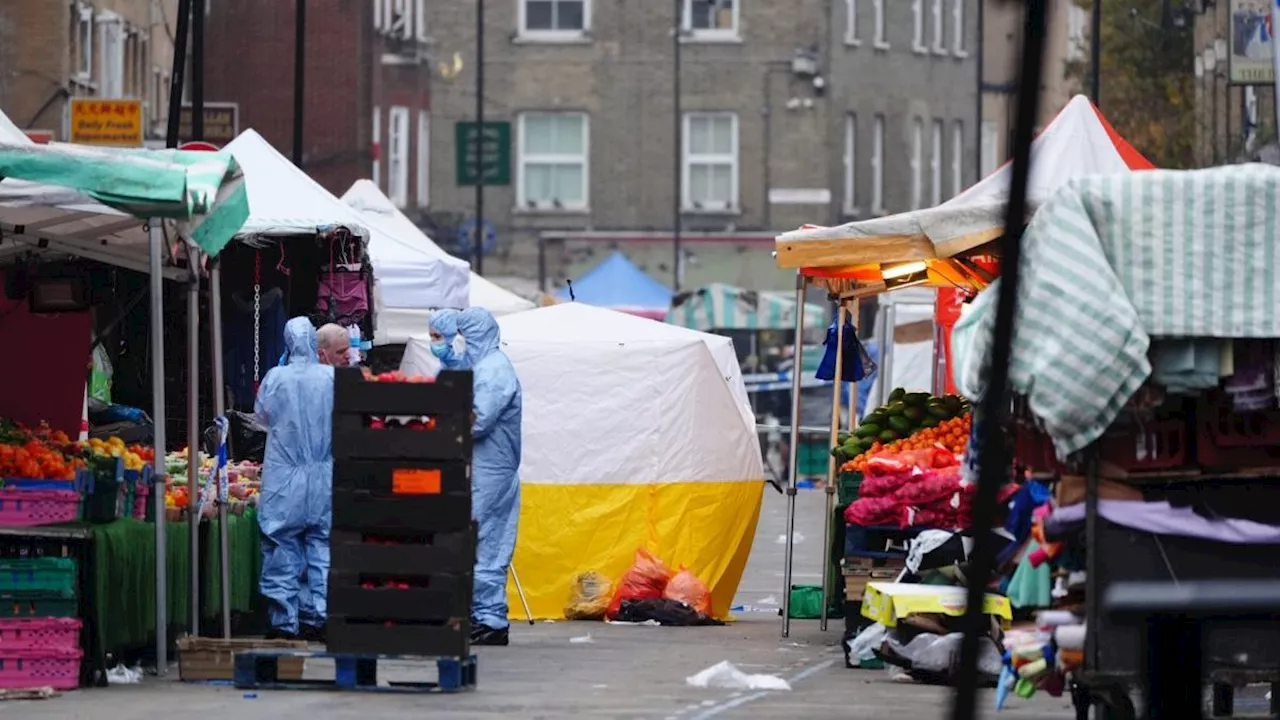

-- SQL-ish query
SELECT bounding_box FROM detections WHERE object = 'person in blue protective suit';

[430,308,522,646]
[254,317,334,642]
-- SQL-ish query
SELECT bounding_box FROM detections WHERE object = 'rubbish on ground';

[570,634,594,644]
[757,594,779,606]
[847,623,887,667]
[776,532,805,544]
[243,693,258,699]
[605,619,661,626]
[617,598,724,626]
[663,568,713,615]
[686,661,791,691]
[606,548,672,620]
[107,664,143,684]
[564,571,613,621]
[0,688,56,701]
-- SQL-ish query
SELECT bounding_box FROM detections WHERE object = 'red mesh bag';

[858,471,915,498]
[606,548,672,620]
[894,466,964,505]
[845,496,908,527]
[663,568,713,616]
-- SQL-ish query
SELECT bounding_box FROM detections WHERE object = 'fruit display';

[162,451,260,517]
[841,415,972,474]
[361,369,434,383]
[834,388,971,462]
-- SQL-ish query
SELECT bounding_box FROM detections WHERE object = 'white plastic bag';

[686,661,791,691]
[847,623,887,665]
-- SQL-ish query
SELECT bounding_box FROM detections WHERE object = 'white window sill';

[873,40,891,51]
[953,49,970,59]
[912,44,929,55]
[680,33,743,45]
[842,206,861,219]
[844,36,861,47]
[513,31,592,45]
[871,206,888,217]
[932,46,949,57]
[681,205,742,215]
[513,205,591,215]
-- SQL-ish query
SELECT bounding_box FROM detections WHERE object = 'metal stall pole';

[187,254,201,635]
[781,271,807,638]
[848,298,860,431]
[819,301,847,632]
[209,260,231,639]
[148,222,169,674]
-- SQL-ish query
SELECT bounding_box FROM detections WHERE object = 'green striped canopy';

[0,141,248,256]
[667,283,827,331]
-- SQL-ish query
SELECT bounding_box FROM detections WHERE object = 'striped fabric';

[0,141,248,256]
[957,164,1280,458]
[666,283,826,331]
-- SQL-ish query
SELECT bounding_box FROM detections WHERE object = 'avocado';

[854,423,882,439]
[904,392,931,407]
[926,404,952,419]
[837,432,852,445]
[942,395,964,412]
[887,416,913,433]
[888,387,907,403]
[903,406,925,422]
[878,429,900,443]
[919,416,941,429]
[863,411,888,427]
[887,401,906,416]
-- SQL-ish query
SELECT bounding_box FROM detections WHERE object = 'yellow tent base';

[508,480,764,621]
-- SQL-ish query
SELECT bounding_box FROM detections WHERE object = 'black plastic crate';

[329,529,475,577]
[333,489,472,534]
[332,369,473,462]
[326,618,471,658]
[333,459,470,494]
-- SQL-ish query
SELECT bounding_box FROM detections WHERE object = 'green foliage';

[1066,0,1197,168]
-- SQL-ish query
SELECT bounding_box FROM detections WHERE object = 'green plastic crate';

[0,557,76,596]
[837,471,863,506]
[83,457,126,523]
[0,592,78,618]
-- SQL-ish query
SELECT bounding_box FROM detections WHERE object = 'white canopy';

[225,130,469,311]
[776,95,1154,269]
[341,179,533,344]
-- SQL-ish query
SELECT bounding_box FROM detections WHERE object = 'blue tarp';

[555,252,673,315]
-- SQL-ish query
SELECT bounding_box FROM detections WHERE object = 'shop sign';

[69,99,143,147]
[455,121,511,186]
[178,103,239,146]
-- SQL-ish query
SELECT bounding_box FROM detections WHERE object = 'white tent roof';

[0,112,29,145]
[495,302,763,485]
[342,179,534,317]
[776,95,1154,269]
[225,130,468,310]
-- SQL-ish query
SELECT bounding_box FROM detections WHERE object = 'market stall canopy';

[341,179,534,317]
[666,282,826,331]
[0,138,249,268]
[225,130,468,310]
[0,112,29,145]
[775,95,1153,275]
[553,251,674,319]
[495,302,763,619]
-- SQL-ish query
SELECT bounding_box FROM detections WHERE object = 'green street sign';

[455,121,511,186]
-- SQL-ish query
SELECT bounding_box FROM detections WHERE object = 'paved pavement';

[1,487,1074,719]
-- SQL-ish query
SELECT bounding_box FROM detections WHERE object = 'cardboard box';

[177,637,308,681]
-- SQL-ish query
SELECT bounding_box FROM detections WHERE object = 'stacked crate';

[0,557,82,690]
[327,368,475,658]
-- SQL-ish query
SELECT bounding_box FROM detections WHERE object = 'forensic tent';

[225,130,469,311]
[554,251,674,319]
[496,302,764,619]
[667,282,826,331]
[775,95,1154,281]
[341,179,533,343]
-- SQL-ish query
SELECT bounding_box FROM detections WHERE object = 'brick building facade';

[0,0,178,142]
[425,0,980,291]
[202,0,432,203]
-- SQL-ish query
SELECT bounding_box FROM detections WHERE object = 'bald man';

[315,324,350,366]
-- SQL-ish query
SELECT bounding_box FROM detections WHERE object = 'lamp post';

[672,0,683,291]
[1089,0,1102,104]
[1204,46,1218,164]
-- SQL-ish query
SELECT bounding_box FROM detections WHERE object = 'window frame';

[930,119,942,206]
[910,117,923,210]
[872,0,889,49]
[517,111,591,212]
[682,111,740,213]
[930,0,947,55]
[387,106,411,208]
[844,0,859,45]
[682,0,740,42]
[871,114,885,214]
[1066,4,1087,63]
[843,113,857,214]
[911,0,927,54]
[980,120,998,177]
[414,0,429,42]
[416,111,430,209]
[519,0,591,40]
[98,12,126,97]
[75,4,94,83]
[952,120,964,197]
[952,0,968,56]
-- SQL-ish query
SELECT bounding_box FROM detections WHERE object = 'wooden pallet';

[178,637,309,682]
[232,650,477,693]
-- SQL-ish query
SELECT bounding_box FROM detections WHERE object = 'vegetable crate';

[329,368,476,658]
[0,558,76,598]
[1196,394,1280,469]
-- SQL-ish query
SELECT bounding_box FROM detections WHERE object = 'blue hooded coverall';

[429,308,522,631]
[255,317,334,634]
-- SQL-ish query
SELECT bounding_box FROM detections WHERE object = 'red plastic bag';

[858,471,914,498]
[606,549,672,620]
[845,496,908,528]
[865,447,958,477]
[663,568,712,616]
[894,466,963,505]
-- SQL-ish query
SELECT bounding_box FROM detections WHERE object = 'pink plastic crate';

[0,490,80,527]
[132,484,151,521]
[0,618,82,650]
[0,646,82,690]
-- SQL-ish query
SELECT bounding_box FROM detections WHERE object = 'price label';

[392,468,442,495]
